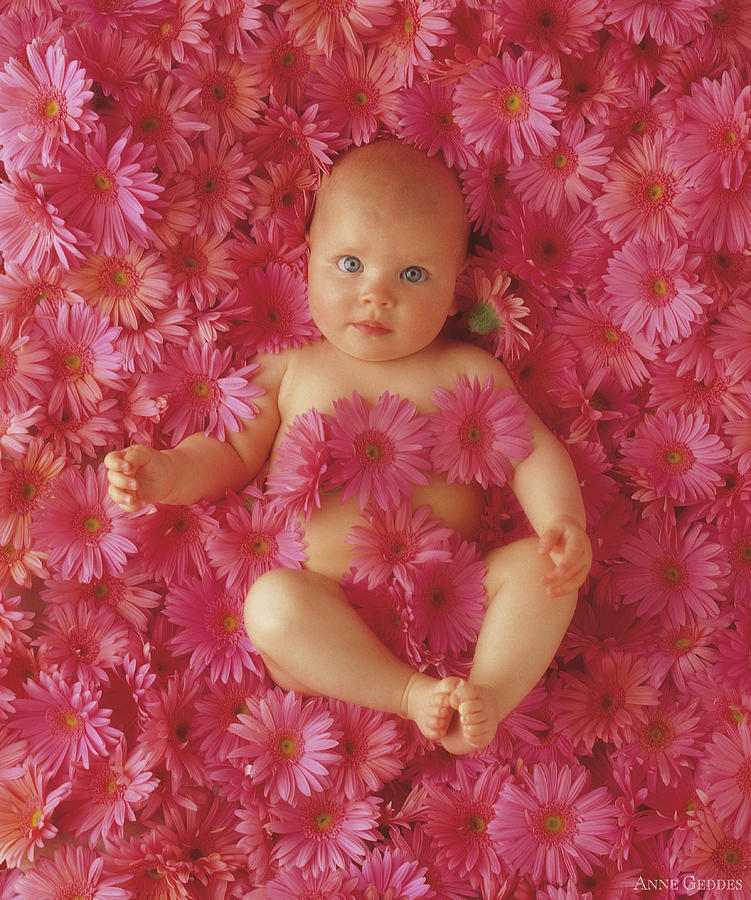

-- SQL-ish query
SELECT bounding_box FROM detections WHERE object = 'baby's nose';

[360,276,395,308]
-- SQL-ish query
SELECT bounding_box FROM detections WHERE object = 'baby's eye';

[402,266,427,283]
[337,256,362,273]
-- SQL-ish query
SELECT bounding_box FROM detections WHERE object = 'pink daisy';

[593,131,688,244]
[430,375,532,488]
[645,617,720,693]
[493,0,603,57]
[35,600,130,685]
[345,577,424,669]
[70,0,171,30]
[720,515,751,603]
[328,699,403,800]
[106,71,210,176]
[325,391,433,511]
[555,650,660,751]
[698,721,751,839]
[354,845,430,898]
[396,79,478,170]
[489,761,619,884]
[263,867,358,899]
[0,590,33,652]
[146,342,263,444]
[674,69,751,191]
[692,0,751,69]
[409,536,487,658]
[40,396,122,465]
[166,231,238,311]
[0,316,51,413]
[137,502,217,585]
[235,263,319,355]
[709,607,751,697]
[0,36,96,171]
[40,123,164,256]
[17,842,129,899]
[0,436,66,548]
[460,150,512,234]
[0,764,70,868]
[710,294,751,386]
[70,24,157,107]
[394,824,481,900]
[187,131,255,237]
[279,0,395,58]
[554,293,660,390]
[229,687,339,804]
[143,0,212,68]
[377,0,455,86]
[506,117,611,217]
[606,0,713,44]
[453,50,564,164]
[193,671,261,764]
[347,502,454,591]
[178,45,263,140]
[305,45,403,146]
[457,266,532,365]
[266,408,331,521]
[619,409,730,512]
[0,541,47,591]
[603,236,713,346]
[245,98,340,173]
[0,262,84,321]
[269,788,381,875]
[59,740,156,846]
[0,169,87,271]
[31,464,137,582]
[420,765,509,888]
[646,359,748,431]
[557,45,629,126]
[245,11,322,108]
[164,571,261,683]
[11,670,119,778]
[679,809,751,895]
[209,0,267,55]
[206,496,307,594]
[247,157,317,237]
[0,8,62,69]
[105,827,189,900]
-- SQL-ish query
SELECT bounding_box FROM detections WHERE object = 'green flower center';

[93,173,112,192]
[83,517,101,533]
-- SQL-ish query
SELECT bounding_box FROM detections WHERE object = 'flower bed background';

[1,0,751,897]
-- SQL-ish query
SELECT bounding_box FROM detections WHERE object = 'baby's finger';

[107,470,139,492]
[103,450,128,472]
[546,566,589,598]
[107,484,139,510]
[538,527,563,555]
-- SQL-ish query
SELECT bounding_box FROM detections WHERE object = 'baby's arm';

[105,352,286,510]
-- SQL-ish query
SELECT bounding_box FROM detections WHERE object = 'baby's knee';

[244,568,307,644]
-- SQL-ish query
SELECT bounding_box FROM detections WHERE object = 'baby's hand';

[537,515,592,599]
[104,444,173,511]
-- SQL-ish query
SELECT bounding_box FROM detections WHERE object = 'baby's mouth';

[353,320,391,335]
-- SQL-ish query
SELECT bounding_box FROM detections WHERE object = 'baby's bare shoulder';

[437,338,516,392]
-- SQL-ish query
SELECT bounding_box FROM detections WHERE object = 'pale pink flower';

[0,436,66,547]
[279,0,395,58]
[494,0,604,57]
[0,317,51,414]
[456,266,532,364]
[13,843,129,900]
[143,0,212,68]
[0,764,70,868]
[70,24,158,107]
[377,0,455,86]
[266,408,331,521]
[678,809,751,896]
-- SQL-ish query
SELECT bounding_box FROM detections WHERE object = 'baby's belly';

[300,475,485,583]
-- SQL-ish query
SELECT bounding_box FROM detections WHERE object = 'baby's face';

[306,160,467,363]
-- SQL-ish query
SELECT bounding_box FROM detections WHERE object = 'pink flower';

[70,24,157,107]
[326,391,433,510]
[266,408,331,521]
[493,0,603,57]
[460,150,511,234]
[489,761,619,884]
[193,672,262,764]
[40,123,164,256]
[166,231,238,310]
[187,131,255,237]
[143,0,212,68]
[235,263,320,355]
[16,843,129,900]
[11,671,119,778]
[698,721,751,840]
[206,497,307,594]
[0,765,70,868]
[164,572,262,683]
[245,97,340,173]
[0,436,65,547]
[605,0,713,44]
[453,50,564,164]
[32,464,137,582]
[430,375,532,488]
[619,409,730,512]
[270,788,381,876]
[146,342,263,445]
[354,845,430,898]
[506,117,611,217]
[457,266,532,364]
[377,0,456,87]
[593,132,688,244]
[396,80,478,170]
[34,301,124,419]
[614,516,728,624]
[0,316,51,414]
[279,0,395,58]
[679,809,751,891]
[0,36,96,171]
[245,12,322,108]
[264,867,358,899]
[230,687,339,804]
[347,502,454,591]
[60,740,157,847]
[710,291,751,383]
[305,45,403,146]
[137,502,218,585]
[328,700,403,800]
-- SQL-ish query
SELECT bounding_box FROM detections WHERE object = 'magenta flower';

[0,316,51,414]
[230,687,340,804]
[164,572,261,683]
[18,840,130,899]
[453,50,564,164]
[326,391,433,511]
[11,671,119,779]
[32,464,137,583]
[397,79,478,169]
[266,408,331,521]
[137,503,218,585]
[354,845,430,899]
[40,123,164,256]
[698,721,751,840]
[430,375,532,488]
[188,131,255,237]
[0,36,96,170]
[489,761,619,884]
[279,0,395,57]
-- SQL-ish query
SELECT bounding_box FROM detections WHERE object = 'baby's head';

[306,139,471,363]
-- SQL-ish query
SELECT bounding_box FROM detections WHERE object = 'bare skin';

[105,140,592,753]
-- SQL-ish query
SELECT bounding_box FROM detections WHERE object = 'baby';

[105,139,592,755]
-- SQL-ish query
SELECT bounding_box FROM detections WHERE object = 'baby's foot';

[440,680,501,755]
[401,674,462,742]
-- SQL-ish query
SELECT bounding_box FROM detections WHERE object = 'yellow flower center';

[212,83,226,101]
[468,815,486,833]
[603,329,620,343]
[31,809,42,828]
[467,425,483,443]
[160,22,172,34]
[665,449,685,466]
[222,614,238,632]
[725,849,741,866]
[553,152,567,168]
[183,256,199,269]
[45,99,60,117]
[280,51,296,67]
[646,183,662,201]
[93,173,112,192]
[192,381,210,398]
[632,119,647,134]
[664,565,681,582]
[353,91,368,106]
[64,353,82,370]
[279,736,296,756]
[203,177,217,194]
[106,779,117,794]
[251,539,268,555]
[315,811,334,831]
[63,713,78,729]
[365,443,381,459]
[725,130,736,145]
[674,635,691,649]
[146,869,164,880]
[505,92,522,113]
[544,814,565,833]
[83,517,101,533]
[652,278,667,296]
[21,482,37,501]
[403,15,414,33]
[111,270,128,287]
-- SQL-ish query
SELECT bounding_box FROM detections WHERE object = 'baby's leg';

[441,536,577,755]
[244,568,459,742]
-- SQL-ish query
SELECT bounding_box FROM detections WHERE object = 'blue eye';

[402,266,427,283]
[337,256,362,273]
